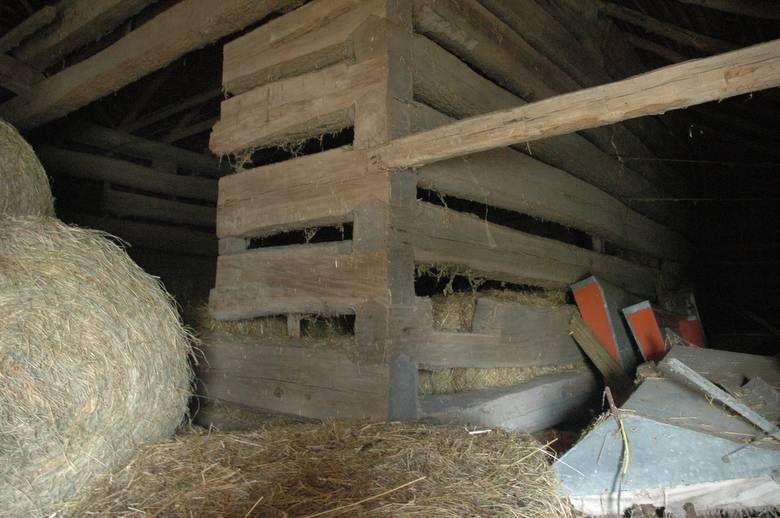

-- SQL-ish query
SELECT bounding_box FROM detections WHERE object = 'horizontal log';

[1,0,304,130]
[372,39,780,170]
[36,145,217,202]
[408,33,686,230]
[678,0,780,22]
[199,331,389,420]
[0,6,58,54]
[223,0,389,94]
[0,53,45,95]
[389,297,586,369]
[419,371,599,432]
[412,103,691,261]
[599,2,735,55]
[210,56,388,155]
[63,212,217,256]
[217,148,387,238]
[210,241,386,319]
[394,202,658,297]
[102,188,216,228]
[68,122,228,177]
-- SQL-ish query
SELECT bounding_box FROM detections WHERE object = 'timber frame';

[195,0,780,425]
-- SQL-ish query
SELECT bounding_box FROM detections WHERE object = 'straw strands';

[66,421,572,517]
[0,120,54,217]
[0,217,193,517]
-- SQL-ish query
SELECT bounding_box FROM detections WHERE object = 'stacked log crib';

[199,0,693,430]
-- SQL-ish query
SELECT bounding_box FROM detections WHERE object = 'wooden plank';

[67,122,228,177]
[62,212,217,256]
[210,56,388,155]
[36,145,217,202]
[419,371,599,432]
[473,298,576,336]
[223,0,389,94]
[0,53,45,95]
[210,241,387,319]
[102,188,215,227]
[1,0,304,131]
[569,311,634,397]
[0,5,57,54]
[599,1,736,54]
[395,202,659,297]
[372,39,780,169]
[664,346,780,391]
[11,0,156,70]
[412,104,691,262]
[677,0,780,21]
[217,148,388,238]
[199,331,389,420]
[408,34,685,230]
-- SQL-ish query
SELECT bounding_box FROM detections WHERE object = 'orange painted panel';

[572,282,620,364]
[625,305,666,361]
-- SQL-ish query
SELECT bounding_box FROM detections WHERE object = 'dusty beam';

[677,0,780,21]
[0,0,303,131]
[372,39,780,170]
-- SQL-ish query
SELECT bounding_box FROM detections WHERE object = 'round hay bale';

[0,217,192,517]
[0,120,54,217]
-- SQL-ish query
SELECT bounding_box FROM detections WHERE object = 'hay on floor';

[0,119,54,217]
[65,422,572,517]
[0,217,193,517]
[418,363,589,395]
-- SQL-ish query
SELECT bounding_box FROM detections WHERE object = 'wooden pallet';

[201,0,691,425]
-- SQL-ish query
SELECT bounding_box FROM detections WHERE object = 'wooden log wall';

[201,0,695,422]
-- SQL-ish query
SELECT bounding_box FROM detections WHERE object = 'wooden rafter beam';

[625,33,688,64]
[0,5,57,54]
[10,0,156,71]
[0,53,44,94]
[599,1,736,54]
[122,87,222,133]
[119,68,173,127]
[1,0,303,131]
[371,39,780,170]
[677,0,780,21]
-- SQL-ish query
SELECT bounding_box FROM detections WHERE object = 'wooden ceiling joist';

[122,87,222,133]
[0,0,303,131]
[371,39,780,170]
[11,0,157,71]
[677,0,780,22]
[625,33,688,64]
[599,1,736,54]
[0,5,57,54]
[66,122,228,177]
[0,53,44,95]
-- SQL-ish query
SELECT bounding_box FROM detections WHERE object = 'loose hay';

[0,217,193,517]
[0,119,54,217]
[418,363,589,395]
[66,422,572,517]
[430,289,568,333]
[190,302,357,355]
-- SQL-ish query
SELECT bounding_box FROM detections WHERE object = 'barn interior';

[1,1,779,516]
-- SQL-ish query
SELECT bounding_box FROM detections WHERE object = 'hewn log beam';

[372,39,780,170]
[0,5,57,54]
[11,0,156,70]
[599,1,736,54]
[65,122,228,177]
[0,53,45,94]
[677,0,780,21]
[1,0,303,131]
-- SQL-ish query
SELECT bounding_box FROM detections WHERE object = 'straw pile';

[0,119,54,217]
[431,289,567,332]
[418,363,589,395]
[0,217,193,517]
[66,421,572,517]
[190,303,356,354]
